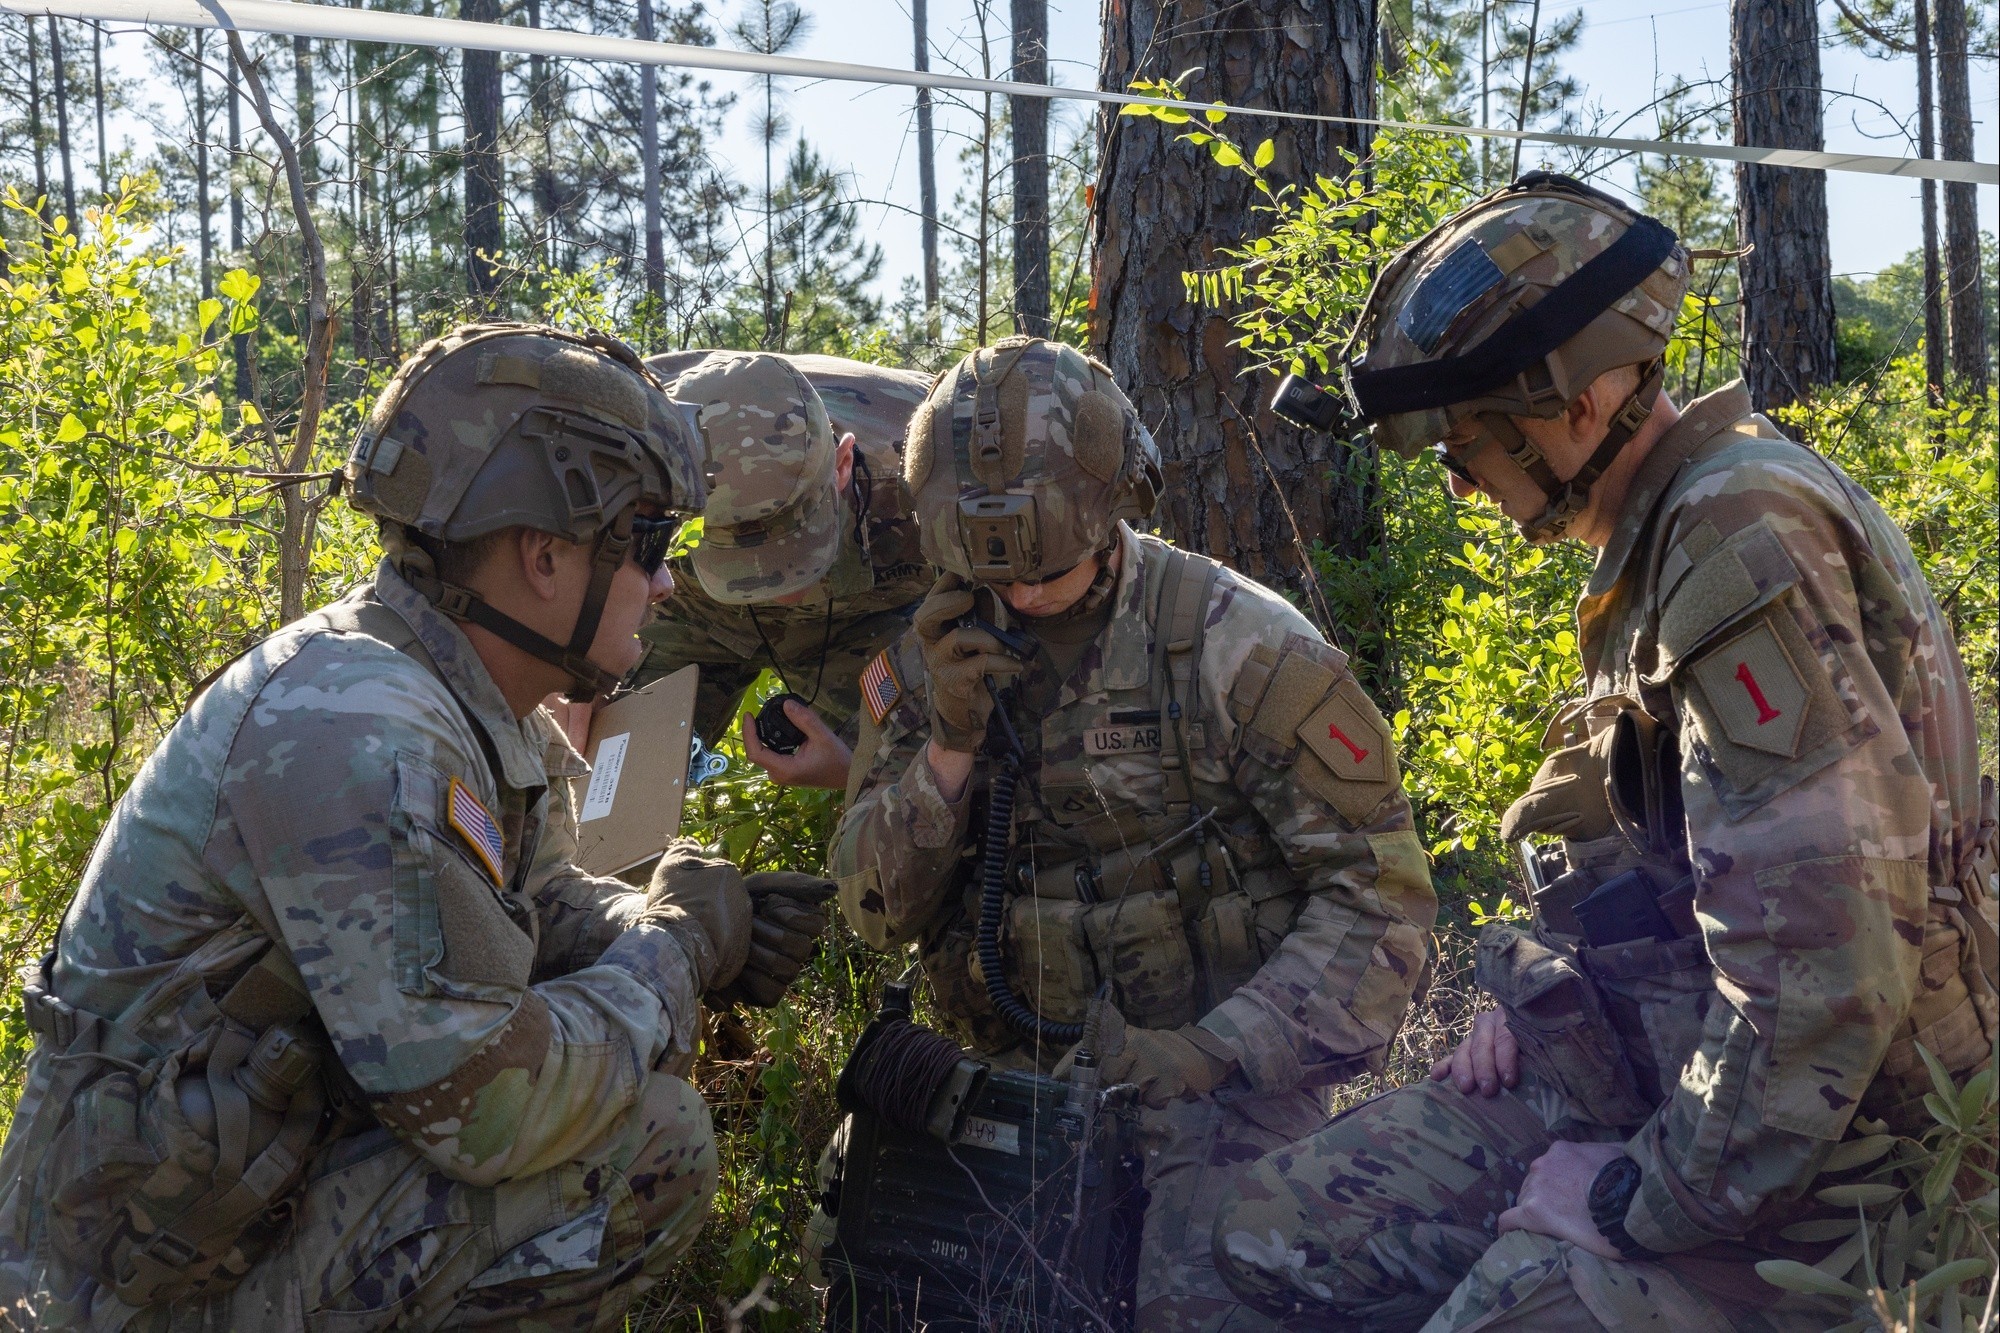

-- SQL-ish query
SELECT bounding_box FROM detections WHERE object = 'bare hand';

[1496,1140,1627,1260]
[1431,1008,1520,1097]
[740,699,852,789]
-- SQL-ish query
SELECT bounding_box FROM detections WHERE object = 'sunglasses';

[1430,442,1478,485]
[629,515,682,576]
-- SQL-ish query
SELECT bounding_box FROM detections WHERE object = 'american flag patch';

[860,649,903,727]
[446,777,506,886]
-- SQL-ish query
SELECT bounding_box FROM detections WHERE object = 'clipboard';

[569,665,700,877]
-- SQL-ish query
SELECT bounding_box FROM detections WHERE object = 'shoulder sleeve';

[223,636,695,1187]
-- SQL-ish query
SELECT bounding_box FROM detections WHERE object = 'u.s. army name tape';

[5,0,1994,186]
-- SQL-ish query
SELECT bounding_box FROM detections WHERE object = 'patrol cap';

[670,352,844,604]
[905,337,1162,584]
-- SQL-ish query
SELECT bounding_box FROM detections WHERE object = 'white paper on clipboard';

[569,666,699,876]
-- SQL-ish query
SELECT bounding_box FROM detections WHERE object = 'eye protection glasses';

[629,515,683,576]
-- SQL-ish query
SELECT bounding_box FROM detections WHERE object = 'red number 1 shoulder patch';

[1688,620,1808,758]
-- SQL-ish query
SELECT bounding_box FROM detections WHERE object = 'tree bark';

[48,18,76,224]
[92,21,107,195]
[228,58,249,398]
[292,36,317,205]
[637,0,666,307]
[1932,0,1985,391]
[461,0,504,303]
[28,20,48,225]
[914,0,940,342]
[1009,0,1049,337]
[194,31,213,302]
[1913,0,1946,411]
[1730,0,1836,414]
[1092,0,1376,626]
[526,0,559,270]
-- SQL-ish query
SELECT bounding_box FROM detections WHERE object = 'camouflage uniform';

[831,515,1440,1331]
[632,352,932,741]
[1212,383,1996,1331]
[0,562,717,1331]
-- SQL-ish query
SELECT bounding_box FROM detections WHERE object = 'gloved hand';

[914,574,1025,753]
[636,842,753,993]
[1053,1002,1240,1109]
[705,873,836,1009]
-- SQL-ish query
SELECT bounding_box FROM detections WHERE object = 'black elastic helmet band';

[1349,214,1678,418]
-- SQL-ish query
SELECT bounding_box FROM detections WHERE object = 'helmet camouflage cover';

[1346,172,1691,463]
[346,322,706,543]
[669,351,847,604]
[905,337,1163,584]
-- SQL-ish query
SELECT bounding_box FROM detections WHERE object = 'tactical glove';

[637,842,753,993]
[1053,1003,1240,1109]
[1500,725,1617,845]
[705,873,836,1009]
[915,574,1024,753]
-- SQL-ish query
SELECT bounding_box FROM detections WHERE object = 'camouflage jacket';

[831,525,1438,1095]
[1560,383,1989,1253]
[14,561,699,1192]
[633,441,931,741]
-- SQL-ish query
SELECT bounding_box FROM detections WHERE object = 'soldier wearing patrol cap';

[824,336,1439,1330]
[629,350,932,789]
[0,323,832,1328]
[1211,172,1997,1331]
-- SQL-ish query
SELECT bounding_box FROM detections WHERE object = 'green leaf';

[1916,1042,1958,1104]
[1253,138,1276,169]
[1823,1134,1895,1173]
[1912,1257,1990,1298]
[198,297,223,329]
[1753,1259,1862,1299]
[1815,1183,1903,1208]
[1211,142,1243,168]
[55,413,87,443]
[1205,103,1227,124]
[1779,1218,1863,1244]
[218,269,260,302]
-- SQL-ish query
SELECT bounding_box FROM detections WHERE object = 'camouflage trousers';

[807,1084,1329,1332]
[154,1069,715,1333]
[1210,1077,1850,1332]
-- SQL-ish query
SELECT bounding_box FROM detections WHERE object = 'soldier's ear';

[834,433,857,494]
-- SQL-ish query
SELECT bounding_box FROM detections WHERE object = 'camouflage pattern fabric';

[632,397,930,743]
[830,523,1440,1329]
[0,560,717,1326]
[1212,381,1991,1324]
[1214,1076,1847,1332]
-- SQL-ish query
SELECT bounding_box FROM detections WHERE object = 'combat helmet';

[346,322,707,699]
[1345,171,1691,542]
[905,337,1163,583]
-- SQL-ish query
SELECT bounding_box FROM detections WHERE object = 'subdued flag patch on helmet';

[446,777,506,886]
[1397,237,1507,354]
[860,648,903,727]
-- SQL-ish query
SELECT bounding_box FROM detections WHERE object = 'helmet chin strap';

[405,512,636,703]
[1472,358,1666,544]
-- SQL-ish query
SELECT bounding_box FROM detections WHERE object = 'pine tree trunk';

[637,0,666,308]
[1730,0,1836,414]
[1932,0,1986,391]
[228,61,249,397]
[92,21,106,195]
[48,18,76,224]
[194,31,213,303]
[293,36,317,205]
[1913,0,1946,413]
[28,20,48,225]
[1092,0,1377,628]
[526,0,558,270]
[1009,0,1049,337]
[461,0,504,303]
[914,0,940,342]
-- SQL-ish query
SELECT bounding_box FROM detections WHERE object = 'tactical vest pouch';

[1004,896,1096,1026]
[40,947,331,1309]
[1195,892,1263,1013]
[1082,890,1198,1029]
[1475,923,1653,1128]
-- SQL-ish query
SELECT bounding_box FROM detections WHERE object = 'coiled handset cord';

[973,674,1086,1047]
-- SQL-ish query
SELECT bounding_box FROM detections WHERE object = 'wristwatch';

[1586,1154,1661,1261]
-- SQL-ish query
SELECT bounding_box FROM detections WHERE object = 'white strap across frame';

[3,0,1994,185]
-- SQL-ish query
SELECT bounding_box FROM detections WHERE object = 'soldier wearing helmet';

[823,337,1438,1329]
[1212,174,1994,1331]
[0,324,833,1326]
[627,349,932,790]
